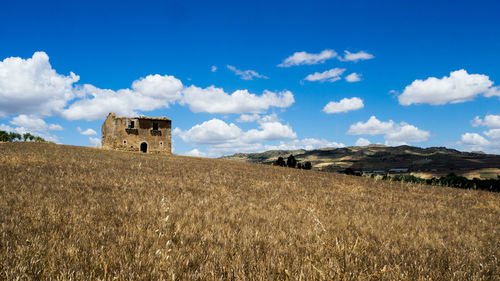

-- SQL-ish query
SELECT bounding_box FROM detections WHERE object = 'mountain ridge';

[222,145,500,178]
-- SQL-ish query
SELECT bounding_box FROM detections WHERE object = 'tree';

[304,161,312,170]
[23,133,32,141]
[287,154,297,168]
[297,162,303,169]
[9,132,22,141]
[344,168,355,175]
[34,136,46,143]
[275,157,286,167]
[0,130,10,142]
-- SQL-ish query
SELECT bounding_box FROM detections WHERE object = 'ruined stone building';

[101,112,171,153]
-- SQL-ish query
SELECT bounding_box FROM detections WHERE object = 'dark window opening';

[128,121,135,129]
[140,142,147,153]
[123,140,127,145]
[152,122,159,130]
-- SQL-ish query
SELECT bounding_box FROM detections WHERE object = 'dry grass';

[0,142,499,280]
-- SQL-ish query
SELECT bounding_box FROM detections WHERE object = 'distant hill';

[222,145,500,179]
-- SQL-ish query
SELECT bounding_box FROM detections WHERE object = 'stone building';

[101,112,171,153]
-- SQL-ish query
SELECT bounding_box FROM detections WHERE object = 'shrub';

[287,155,297,168]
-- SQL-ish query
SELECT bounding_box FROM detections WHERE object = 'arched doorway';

[140,142,147,153]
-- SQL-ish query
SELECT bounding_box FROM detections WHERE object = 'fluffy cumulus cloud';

[304,68,346,83]
[339,50,374,62]
[175,118,296,145]
[181,86,294,114]
[1,114,63,142]
[226,65,268,80]
[347,116,394,135]
[237,113,261,123]
[384,123,430,146]
[460,133,489,146]
[77,127,97,135]
[62,74,183,121]
[238,113,279,123]
[184,148,207,157]
[0,52,80,117]
[354,137,371,146]
[345,73,362,82]
[89,137,101,147]
[398,70,499,106]
[462,114,500,153]
[484,129,500,140]
[10,114,63,132]
[347,116,430,146]
[471,114,500,129]
[174,119,244,145]
[323,97,364,114]
[278,49,337,67]
[175,116,301,156]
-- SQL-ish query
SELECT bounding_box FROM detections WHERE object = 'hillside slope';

[1,143,499,280]
[223,145,500,178]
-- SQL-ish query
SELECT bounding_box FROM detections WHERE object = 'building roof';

[107,112,170,121]
[137,116,171,121]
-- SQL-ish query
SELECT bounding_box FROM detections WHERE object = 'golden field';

[0,142,499,280]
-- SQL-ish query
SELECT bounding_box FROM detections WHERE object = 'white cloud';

[323,97,364,114]
[176,118,296,145]
[237,113,261,123]
[398,69,498,106]
[184,148,207,157]
[211,65,217,72]
[347,116,394,135]
[460,133,489,146]
[226,65,268,80]
[61,74,183,121]
[175,117,298,157]
[471,114,500,129]
[484,86,500,98]
[176,119,243,144]
[264,138,345,151]
[340,50,374,62]
[384,123,430,146]
[131,74,183,100]
[278,49,337,67]
[0,52,80,117]
[354,137,371,146]
[1,116,61,142]
[458,135,500,154]
[181,86,294,114]
[237,113,279,123]
[77,127,97,135]
[10,114,63,133]
[89,137,101,147]
[345,73,362,82]
[458,117,500,154]
[484,129,500,140]
[348,116,430,145]
[304,68,346,83]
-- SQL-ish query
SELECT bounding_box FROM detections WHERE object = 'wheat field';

[0,142,499,280]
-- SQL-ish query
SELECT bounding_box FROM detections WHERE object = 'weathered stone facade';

[101,112,171,153]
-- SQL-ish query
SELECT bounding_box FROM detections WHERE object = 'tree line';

[386,173,500,192]
[274,154,312,170]
[344,168,499,192]
[0,130,47,143]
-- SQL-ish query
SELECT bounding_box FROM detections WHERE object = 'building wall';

[101,113,171,153]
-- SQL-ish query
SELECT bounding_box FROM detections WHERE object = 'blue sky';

[1,0,500,156]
